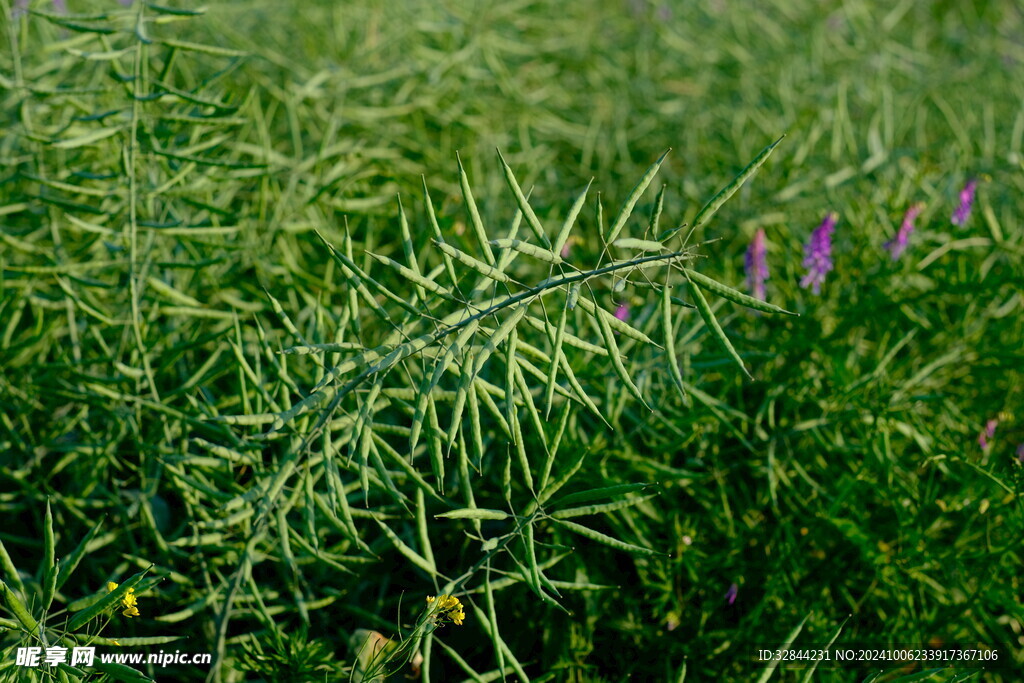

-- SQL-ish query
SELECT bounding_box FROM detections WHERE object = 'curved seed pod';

[663,135,784,242]
[612,238,664,252]
[607,149,671,245]
[553,179,593,258]
[490,238,562,265]
[596,309,651,410]
[683,268,796,316]
[368,252,453,298]
[433,240,512,284]
[555,519,662,556]
[684,271,752,379]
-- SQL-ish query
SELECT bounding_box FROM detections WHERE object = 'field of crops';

[1,1,1022,681]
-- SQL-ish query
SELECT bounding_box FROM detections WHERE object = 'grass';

[1,0,1022,681]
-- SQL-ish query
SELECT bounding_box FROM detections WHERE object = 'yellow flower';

[426,594,465,626]
[107,582,141,618]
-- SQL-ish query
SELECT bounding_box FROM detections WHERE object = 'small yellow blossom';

[426,594,465,627]
[106,582,141,618]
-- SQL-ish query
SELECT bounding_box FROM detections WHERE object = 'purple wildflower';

[884,204,922,260]
[560,236,574,259]
[724,582,738,605]
[799,212,838,295]
[1017,443,1024,462]
[745,228,769,301]
[978,418,998,449]
[13,0,29,17]
[951,180,977,227]
[614,302,629,322]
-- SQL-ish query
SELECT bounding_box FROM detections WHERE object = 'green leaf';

[457,152,497,265]
[553,179,593,257]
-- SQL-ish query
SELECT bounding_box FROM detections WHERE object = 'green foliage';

[236,626,344,682]
[1,1,1022,682]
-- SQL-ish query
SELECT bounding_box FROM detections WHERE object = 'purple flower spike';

[614,302,630,322]
[978,418,998,449]
[1017,443,1024,462]
[800,212,838,295]
[884,204,922,260]
[951,180,977,227]
[725,582,738,605]
[745,229,769,301]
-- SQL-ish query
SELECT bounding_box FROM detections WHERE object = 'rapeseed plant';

[106,582,140,618]
[745,228,768,300]
[426,594,465,627]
